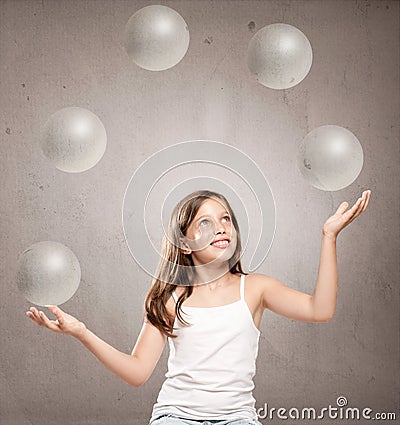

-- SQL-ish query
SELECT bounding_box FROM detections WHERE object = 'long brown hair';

[144,190,247,338]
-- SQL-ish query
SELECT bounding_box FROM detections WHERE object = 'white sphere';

[297,125,364,191]
[17,241,81,306]
[247,23,313,89]
[123,5,190,71]
[41,107,107,173]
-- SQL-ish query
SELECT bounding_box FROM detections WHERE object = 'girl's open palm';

[323,190,371,239]
[26,305,86,339]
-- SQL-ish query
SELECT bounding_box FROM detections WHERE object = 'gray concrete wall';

[1,1,398,424]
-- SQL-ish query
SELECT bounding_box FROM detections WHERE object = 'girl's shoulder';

[246,273,282,295]
[243,273,270,303]
[246,272,275,284]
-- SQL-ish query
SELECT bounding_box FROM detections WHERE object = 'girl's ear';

[179,238,192,255]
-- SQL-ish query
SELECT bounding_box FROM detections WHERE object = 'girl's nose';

[215,222,227,234]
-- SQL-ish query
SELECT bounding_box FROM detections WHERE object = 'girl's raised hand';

[323,190,371,239]
[26,305,87,340]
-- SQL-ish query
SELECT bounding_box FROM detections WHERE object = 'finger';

[37,309,52,327]
[342,196,364,225]
[29,307,50,327]
[361,190,371,212]
[48,306,64,325]
[355,191,370,216]
[29,307,43,324]
[39,311,62,333]
[345,196,363,220]
[350,191,369,221]
[29,306,38,315]
[26,311,39,324]
[355,195,365,214]
[336,201,349,215]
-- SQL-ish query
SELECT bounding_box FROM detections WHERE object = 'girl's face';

[181,198,237,266]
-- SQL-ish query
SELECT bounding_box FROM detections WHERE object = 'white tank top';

[150,274,261,422]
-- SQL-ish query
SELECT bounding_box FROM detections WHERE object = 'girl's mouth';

[210,239,230,249]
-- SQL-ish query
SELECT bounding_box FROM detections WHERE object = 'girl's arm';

[259,190,371,323]
[26,305,166,387]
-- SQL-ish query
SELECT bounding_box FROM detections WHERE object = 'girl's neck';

[191,265,233,289]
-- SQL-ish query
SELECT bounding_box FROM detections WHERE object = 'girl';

[26,189,371,425]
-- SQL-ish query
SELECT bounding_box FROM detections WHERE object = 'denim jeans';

[149,414,263,425]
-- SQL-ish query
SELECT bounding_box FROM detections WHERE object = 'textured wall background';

[0,1,398,424]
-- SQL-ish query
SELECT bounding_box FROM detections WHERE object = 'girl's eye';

[199,219,211,227]
[222,216,231,223]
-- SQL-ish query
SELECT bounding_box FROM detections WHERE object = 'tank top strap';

[172,291,179,303]
[240,274,245,300]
